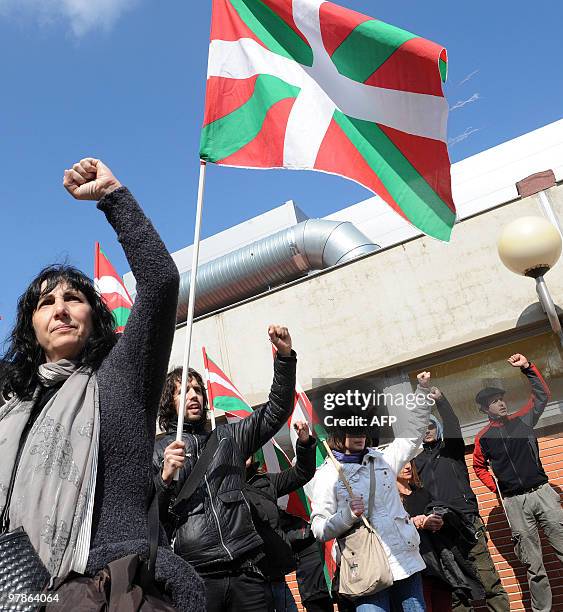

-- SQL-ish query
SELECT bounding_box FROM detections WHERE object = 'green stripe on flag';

[200,74,300,162]
[331,20,417,83]
[112,306,131,328]
[439,58,447,82]
[333,110,455,240]
[229,0,313,66]
[213,395,253,414]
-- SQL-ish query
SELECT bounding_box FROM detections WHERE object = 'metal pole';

[535,276,563,347]
[175,161,207,477]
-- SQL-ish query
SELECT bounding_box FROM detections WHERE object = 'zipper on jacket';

[195,436,233,561]
[499,427,524,491]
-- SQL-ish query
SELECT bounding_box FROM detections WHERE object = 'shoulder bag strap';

[321,439,374,531]
[146,482,159,578]
[171,429,220,515]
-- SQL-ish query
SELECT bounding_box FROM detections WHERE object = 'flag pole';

[175,160,207,477]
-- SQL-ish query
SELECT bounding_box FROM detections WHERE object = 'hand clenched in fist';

[507,353,530,369]
[416,371,432,389]
[293,420,310,444]
[63,158,122,201]
[268,325,292,357]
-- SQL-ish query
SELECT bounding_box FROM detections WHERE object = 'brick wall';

[286,431,563,611]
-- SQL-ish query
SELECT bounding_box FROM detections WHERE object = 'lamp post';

[498,216,563,346]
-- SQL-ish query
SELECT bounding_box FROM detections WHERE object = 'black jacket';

[473,363,551,497]
[244,436,317,580]
[153,352,296,573]
[280,513,331,606]
[414,395,479,518]
[402,486,484,604]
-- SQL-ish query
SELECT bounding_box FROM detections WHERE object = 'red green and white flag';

[202,346,293,509]
[94,242,133,333]
[200,0,455,241]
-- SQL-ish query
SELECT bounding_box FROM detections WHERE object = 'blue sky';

[1,0,562,336]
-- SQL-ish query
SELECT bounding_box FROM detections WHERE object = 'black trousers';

[204,571,274,612]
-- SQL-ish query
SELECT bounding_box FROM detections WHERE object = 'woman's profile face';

[32,282,93,363]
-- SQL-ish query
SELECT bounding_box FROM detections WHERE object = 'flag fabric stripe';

[363,37,448,97]
[214,395,255,416]
[211,0,267,48]
[97,293,134,314]
[229,0,314,66]
[219,98,296,167]
[204,75,259,126]
[206,370,247,402]
[333,111,455,240]
[377,122,454,214]
[111,306,131,328]
[95,277,133,305]
[200,74,300,162]
[330,20,417,84]
[314,117,407,220]
[202,0,455,240]
[94,242,132,333]
[319,1,371,57]
[260,0,311,46]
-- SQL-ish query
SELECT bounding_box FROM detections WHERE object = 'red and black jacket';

[473,363,551,497]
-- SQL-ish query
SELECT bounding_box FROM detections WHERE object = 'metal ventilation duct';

[176,219,379,323]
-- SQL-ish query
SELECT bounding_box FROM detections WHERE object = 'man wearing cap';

[473,353,563,612]
[415,388,509,612]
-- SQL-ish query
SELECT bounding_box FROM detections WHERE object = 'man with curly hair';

[153,325,296,612]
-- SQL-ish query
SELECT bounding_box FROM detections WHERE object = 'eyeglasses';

[426,423,437,430]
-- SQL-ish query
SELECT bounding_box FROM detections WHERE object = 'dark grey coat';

[83,187,205,611]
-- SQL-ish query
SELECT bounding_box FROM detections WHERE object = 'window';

[407,331,563,431]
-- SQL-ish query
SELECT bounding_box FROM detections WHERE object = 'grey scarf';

[0,360,100,579]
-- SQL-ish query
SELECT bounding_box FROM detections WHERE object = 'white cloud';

[448,126,480,146]
[458,69,479,86]
[0,0,138,36]
[450,93,481,111]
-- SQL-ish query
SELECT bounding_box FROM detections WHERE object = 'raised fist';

[268,325,292,357]
[293,420,310,444]
[508,354,530,369]
[417,371,431,389]
[428,386,443,401]
[63,158,122,201]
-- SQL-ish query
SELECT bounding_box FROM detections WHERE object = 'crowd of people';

[0,161,562,612]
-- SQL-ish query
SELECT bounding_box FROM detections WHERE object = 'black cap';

[475,387,505,408]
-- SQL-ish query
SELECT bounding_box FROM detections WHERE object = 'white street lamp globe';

[498,216,562,277]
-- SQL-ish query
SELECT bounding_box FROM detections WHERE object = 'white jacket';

[310,388,430,581]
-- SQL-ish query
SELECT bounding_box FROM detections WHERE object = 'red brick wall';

[286,431,563,611]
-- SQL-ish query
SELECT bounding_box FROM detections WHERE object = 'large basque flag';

[94,242,133,333]
[200,0,456,241]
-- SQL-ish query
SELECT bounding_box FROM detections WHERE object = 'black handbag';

[0,527,50,612]
[0,447,51,612]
